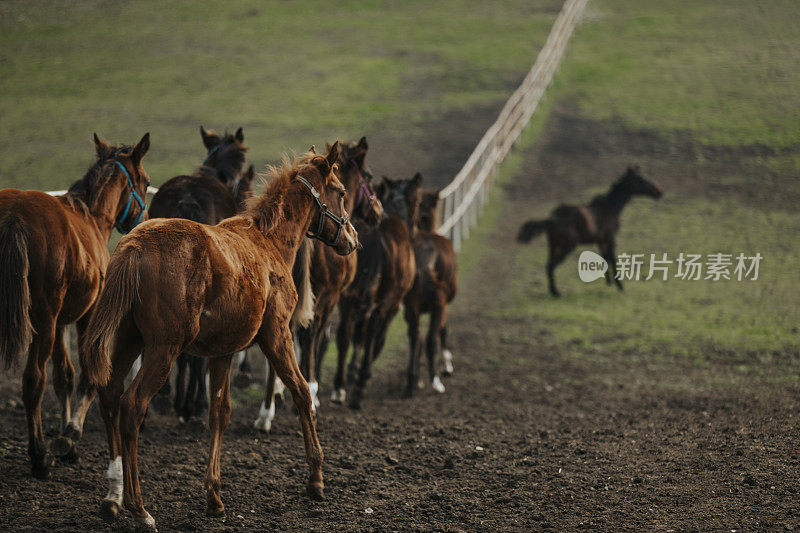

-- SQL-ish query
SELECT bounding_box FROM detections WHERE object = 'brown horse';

[517,166,662,296]
[334,173,418,409]
[402,186,458,396]
[0,133,151,478]
[147,126,254,422]
[82,143,356,529]
[254,137,383,430]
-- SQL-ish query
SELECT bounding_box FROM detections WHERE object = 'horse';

[333,173,419,409]
[147,126,254,423]
[402,185,458,396]
[517,166,662,296]
[0,133,151,478]
[82,143,357,529]
[254,137,383,431]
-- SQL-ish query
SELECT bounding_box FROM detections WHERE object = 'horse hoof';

[133,511,157,532]
[330,388,346,404]
[31,454,54,479]
[307,484,325,501]
[99,500,121,522]
[205,505,225,518]
[232,372,252,389]
[432,376,446,394]
[348,388,363,410]
[253,417,272,433]
[442,350,454,376]
[51,436,78,461]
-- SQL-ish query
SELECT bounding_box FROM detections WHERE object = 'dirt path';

[1,102,798,532]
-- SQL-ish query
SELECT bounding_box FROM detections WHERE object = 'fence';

[46,0,588,251]
[435,0,588,250]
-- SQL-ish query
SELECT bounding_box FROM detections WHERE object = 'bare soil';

[1,102,798,532]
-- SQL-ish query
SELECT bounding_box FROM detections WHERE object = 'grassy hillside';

[0,0,557,191]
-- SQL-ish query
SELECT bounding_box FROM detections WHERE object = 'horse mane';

[64,144,134,214]
[589,170,634,208]
[246,152,326,235]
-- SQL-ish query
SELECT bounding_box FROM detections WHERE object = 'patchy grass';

[0,0,556,190]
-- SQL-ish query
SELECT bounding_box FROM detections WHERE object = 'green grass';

[452,0,800,370]
[0,0,556,190]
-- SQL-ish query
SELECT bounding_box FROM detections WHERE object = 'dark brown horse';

[82,144,357,529]
[0,133,151,478]
[517,166,662,296]
[147,126,254,423]
[254,137,383,430]
[402,186,458,395]
[334,173,418,409]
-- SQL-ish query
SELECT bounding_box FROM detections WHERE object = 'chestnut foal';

[82,144,357,529]
[0,133,151,478]
[254,137,384,430]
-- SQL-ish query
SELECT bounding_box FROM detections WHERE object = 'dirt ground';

[1,101,799,532]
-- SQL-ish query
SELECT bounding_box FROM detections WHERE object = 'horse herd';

[0,127,458,529]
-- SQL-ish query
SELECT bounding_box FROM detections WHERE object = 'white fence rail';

[435,0,588,250]
[45,0,587,249]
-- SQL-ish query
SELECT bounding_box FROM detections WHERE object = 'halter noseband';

[114,161,147,233]
[296,176,350,247]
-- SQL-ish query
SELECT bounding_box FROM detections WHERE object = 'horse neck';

[201,150,244,184]
[339,167,360,213]
[601,185,634,213]
[71,178,128,240]
[268,187,317,265]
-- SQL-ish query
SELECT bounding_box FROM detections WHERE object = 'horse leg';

[54,315,96,460]
[257,325,325,500]
[347,316,366,386]
[403,305,420,398]
[151,357,173,415]
[298,325,318,412]
[310,306,334,405]
[349,311,389,410]
[232,349,252,388]
[22,320,56,479]
[97,317,142,522]
[119,344,180,529]
[427,302,447,394]
[440,323,454,376]
[173,352,188,418]
[605,241,623,291]
[205,355,233,517]
[192,356,209,421]
[332,302,353,404]
[50,325,75,459]
[254,362,277,432]
[546,237,573,298]
[315,323,331,381]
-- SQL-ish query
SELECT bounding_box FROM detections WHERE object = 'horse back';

[377,216,416,300]
[551,203,598,243]
[148,174,236,225]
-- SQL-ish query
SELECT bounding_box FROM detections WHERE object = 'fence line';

[45,0,587,252]
[436,0,588,250]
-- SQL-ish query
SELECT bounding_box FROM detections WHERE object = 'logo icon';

[578,251,608,282]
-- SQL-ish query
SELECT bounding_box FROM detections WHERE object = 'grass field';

[0,0,557,191]
[462,0,800,383]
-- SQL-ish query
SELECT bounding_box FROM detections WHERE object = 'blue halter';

[114,161,147,233]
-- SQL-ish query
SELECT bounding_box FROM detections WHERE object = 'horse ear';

[244,165,255,182]
[133,132,150,163]
[374,180,387,200]
[309,145,317,155]
[235,127,244,143]
[93,133,110,158]
[200,126,219,150]
[357,136,368,151]
[411,172,423,188]
[326,141,340,168]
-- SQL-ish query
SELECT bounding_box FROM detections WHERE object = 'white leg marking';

[432,376,446,394]
[104,456,123,506]
[274,378,286,404]
[330,388,347,403]
[443,349,454,375]
[253,398,275,432]
[124,356,142,392]
[235,350,246,367]
[309,381,319,412]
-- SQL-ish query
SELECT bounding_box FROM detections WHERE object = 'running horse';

[0,133,151,478]
[254,137,383,431]
[517,166,662,296]
[82,143,357,529]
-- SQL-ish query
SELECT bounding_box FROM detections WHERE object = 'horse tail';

[0,215,33,368]
[81,247,141,386]
[291,238,315,329]
[516,218,551,243]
